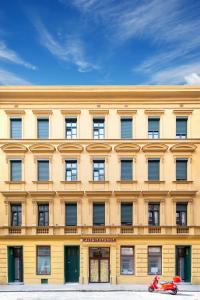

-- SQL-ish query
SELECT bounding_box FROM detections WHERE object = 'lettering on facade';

[82,237,116,243]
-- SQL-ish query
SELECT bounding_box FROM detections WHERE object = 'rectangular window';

[38,204,49,226]
[176,117,187,139]
[148,246,162,275]
[148,117,160,139]
[176,158,187,181]
[37,160,49,181]
[65,160,77,181]
[65,203,77,226]
[93,118,105,139]
[176,203,187,226]
[11,204,22,227]
[121,203,133,225]
[10,118,22,139]
[148,158,160,180]
[148,203,160,226]
[120,247,134,275]
[121,159,133,181]
[10,160,22,181]
[37,246,50,275]
[93,203,105,226]
[37,118,49,139]
[65,118,77,139]
[121,118,132,139]
[93,160,105,181]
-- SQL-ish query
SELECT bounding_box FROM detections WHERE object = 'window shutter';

[176,159,187,180]
[148,159,160,180]
[121,203,133,225]
[66,204,77,226]
[93,203,105,225]
[121,160,133,180]
[176,117,187,135]
[121,118,132,139]
[11,160,22,181]
[38,119,49,139]
[148,118,159,131]
[10,118,22,139]
[38,160,49,181]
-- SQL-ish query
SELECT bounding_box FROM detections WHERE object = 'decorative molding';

[86,191,112,197]
[117,180,138,184]
[114,143,140,153]
[5,110,25,115]
[173,109,193,115]
[114,191,140,197]
[117,109,137,115]
[172,197,193,203]
[1,191,28,197]
[32,110,53,115]
[29,191,56,197]
[2,143,28,153]
[57,191,84,197]
[29,143,55,153]
[142,143,168,153]
[89,110,109,115]
[89,180,109,184]
[144,110,164,115]
[145,180,165,184]
[86,143,112,153]
[32,181,53,184]
[169,191,197,197]
[57,143,83,153]
[172,181,193,184]
[60,110,81,115]
[142,191,168,196]
[170,143,197,153]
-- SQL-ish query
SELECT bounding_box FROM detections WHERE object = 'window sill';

[60,180,81,184]
[5,181,25,184]
[117,180,137,184]
[173,180,193,184]
[32,181,53,184]
[145,180,165,184]
[89,180,109,184]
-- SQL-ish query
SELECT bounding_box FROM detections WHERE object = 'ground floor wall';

[0,237,200,284]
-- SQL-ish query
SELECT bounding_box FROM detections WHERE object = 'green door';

[8,247,23,283]
[176,246,191,282]
[64,246,79,283]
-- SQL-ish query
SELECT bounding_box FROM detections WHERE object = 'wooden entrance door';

[176,246,191,282]
[64,246,80,283]
[89,247,110,283]
[8,247,23,283]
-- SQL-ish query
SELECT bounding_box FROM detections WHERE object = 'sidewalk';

[0,283,200,292]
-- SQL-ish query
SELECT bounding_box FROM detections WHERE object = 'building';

[0,85,200,285]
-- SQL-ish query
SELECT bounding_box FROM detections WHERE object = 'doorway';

[8,246,23,283]
[89,247,110,283]
[64,246,80,283]
[176,246,191,282]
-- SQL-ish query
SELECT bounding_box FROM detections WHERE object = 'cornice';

[173,109,193,115]
[1,143,28,153]
[32,110,53,115]
[29,191,56,197]
[5,110,25,115]
[170,143,197,153]
[85,191,112,197]
[86,143,112,153]
[142,143,168,153]
[57,191,84,197]
[61,110,81,115]
[115,143,140,153]
[57,143,83,153]
[114,191,140,197]
[117,110,137,115]
[169,191,197,197]
[1,191,28,197]
[29,143,56,153]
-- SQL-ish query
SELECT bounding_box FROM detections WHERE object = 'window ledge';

[117,180,137,184]
[145,180,165,184]
[32,181,53,184]
[60,180,81,184]
[5,181,25,184]
[173,180,193,184]
[89,180,109,184]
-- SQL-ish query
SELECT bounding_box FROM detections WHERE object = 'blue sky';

[0,0,200,85]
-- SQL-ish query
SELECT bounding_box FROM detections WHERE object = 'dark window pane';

[120,247,134,275]
[176,117,187,139]
[148,159,160,180]
[93,203,105,226]
[148,203,160,226]
[148,246,162,275]
[148,118,160,139]
[93,118,105,139]
[37,118,49,139]
[10,118,22,139]
[121,203,133,225]
[65,160,77,181]
[65,118,77,139]
[10,160,22,181]
[66,203,77,226]
[93,160,105,181]
[176,159,187,180]
[11,204,22,227]
[121,118,132,139]
[37,246,50,275]
[176,203,187,226]
[38,160,49,181]
[121,160,132,180]
[38,204,49,226]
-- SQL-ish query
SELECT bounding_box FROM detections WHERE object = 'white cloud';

[184,73,200,85]
[33,18,98,72]
[0,41,36,70]
[0,68,32,85]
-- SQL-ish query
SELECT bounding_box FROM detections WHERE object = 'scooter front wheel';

[148,287,154,292]
[171,288,178,295]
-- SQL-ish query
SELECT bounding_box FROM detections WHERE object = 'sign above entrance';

[82,237,116,243]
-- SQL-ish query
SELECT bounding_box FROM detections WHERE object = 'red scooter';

[148,275,181,295]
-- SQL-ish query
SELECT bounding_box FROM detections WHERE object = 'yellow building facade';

[0,86,200,285]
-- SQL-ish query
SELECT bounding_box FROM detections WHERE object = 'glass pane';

[90,259,99,282]
[121,247,133,255]
[121,256,134,274]
[100,260,109,282]
[37,256,50,275]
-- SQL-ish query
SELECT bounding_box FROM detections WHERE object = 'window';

[148,246,162,275]
[10,160,22,181]
[121,118,132,139]
[121,159,133,181]
[37,160,49,181]
[65,203,77,226]
[65,160,77,181]
[121,203,133,225]
[37,118,49,139]
[37,246,50,275]
[176,158,187,181]
[148,158,160,180]
[148,203,160,226]
[176,203,187,226]
[65,118,77,139]
[148,117,160,139]
[93,160,105,181]
[38,204,49,226]
[121,247,134,275]
[93,203,105,226]
[93,118,105,139]
[176,117,187,139]
[10,118,22,139]
[11,204,22,227]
